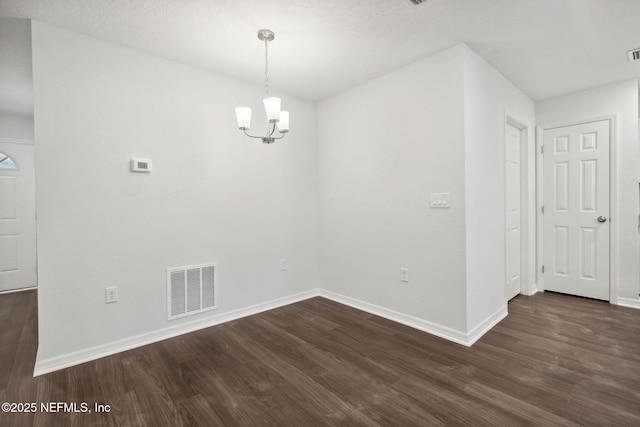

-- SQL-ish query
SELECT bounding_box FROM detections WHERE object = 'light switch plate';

[105,286,119,303]
[400,268,409,283]
[430,193,450,208]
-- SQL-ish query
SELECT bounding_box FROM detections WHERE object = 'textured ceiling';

[1,0,639,117]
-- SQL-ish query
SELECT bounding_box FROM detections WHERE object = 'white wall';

[536,80,640,303]
[318,45,469,335]
[31,21,319,368]
[462,46,535,332]
[317,44,535,341]
[0,113,34,140]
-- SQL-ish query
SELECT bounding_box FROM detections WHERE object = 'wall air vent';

[406,0,427,5]
[167,263,216,320]
[628,48,640,62]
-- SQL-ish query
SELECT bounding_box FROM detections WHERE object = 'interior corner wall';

[317,45,469,335]
[536,80,640,302]
[461,46,535,333]
[31,21,319,366]
[0,113,34,140]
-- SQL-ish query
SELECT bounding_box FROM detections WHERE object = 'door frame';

[0,137,33,146]
[536,114,618,303]
[504,110,536,298]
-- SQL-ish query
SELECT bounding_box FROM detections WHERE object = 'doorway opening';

[505,113,536,301]
[0,18,36,294]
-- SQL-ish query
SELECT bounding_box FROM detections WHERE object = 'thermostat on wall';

[130,157,152,173]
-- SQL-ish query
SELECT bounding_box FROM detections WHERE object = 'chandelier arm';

[242,128,285,141]
[242,130,266,140]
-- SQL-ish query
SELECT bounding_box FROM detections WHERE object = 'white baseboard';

[523,284,539,296]
[616,297,640,310]
[0,286,37,295]
[466,304,508,346]
[34,288,511,375]
[34,289,320,376]
[318,289,506,347]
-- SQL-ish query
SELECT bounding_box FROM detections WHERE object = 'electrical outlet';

[105,286,119,304]
[280,259,287,271]
[400,268,409,283]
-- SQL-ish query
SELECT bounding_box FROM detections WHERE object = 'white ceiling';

[1,0,639,116]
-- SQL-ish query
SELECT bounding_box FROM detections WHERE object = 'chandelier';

[235,29,289,144]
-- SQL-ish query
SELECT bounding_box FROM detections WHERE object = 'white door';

[0,142,37,292]
[505,123,521,300]
[542,120,610,300]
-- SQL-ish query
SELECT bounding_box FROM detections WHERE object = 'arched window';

[0,152,17,170]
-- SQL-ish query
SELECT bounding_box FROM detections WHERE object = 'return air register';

[167,263,216,320]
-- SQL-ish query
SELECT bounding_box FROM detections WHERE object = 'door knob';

[597,216,607,223]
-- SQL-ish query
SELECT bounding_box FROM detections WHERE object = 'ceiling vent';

[628,48,640,62]
[406,0,427,5]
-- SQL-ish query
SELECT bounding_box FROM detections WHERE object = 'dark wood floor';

[1,290,640,426]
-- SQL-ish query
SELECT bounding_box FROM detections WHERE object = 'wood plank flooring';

[1,290,639,426]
